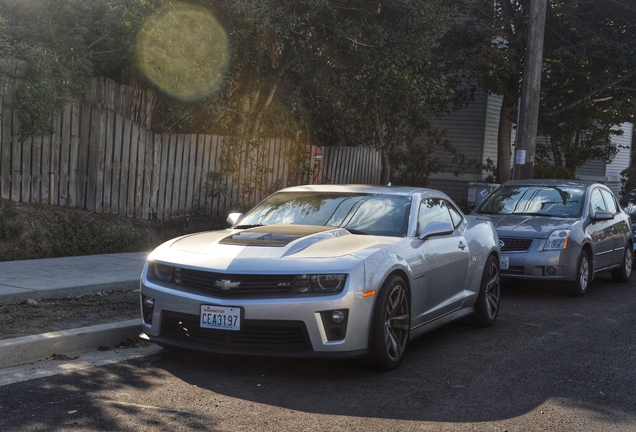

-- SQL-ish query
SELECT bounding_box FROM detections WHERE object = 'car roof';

[277,184,440,197]
[497,179,600,190]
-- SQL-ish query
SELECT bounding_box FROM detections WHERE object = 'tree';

[292,0,455,185]
[446,0,636,181]
[537,0,636,177]
[442,0,528,183]
[0,0,162,134]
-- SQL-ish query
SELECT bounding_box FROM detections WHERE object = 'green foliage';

[448,0,636,179]
[0,199,225,261]
[0,0,163,135]
[0,199,20,241]
[14,44,91,136]
[207,137,316,213]
[533,161,578,180]
[389,130,470,187]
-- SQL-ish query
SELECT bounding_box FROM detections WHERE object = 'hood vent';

[220,225,335,247]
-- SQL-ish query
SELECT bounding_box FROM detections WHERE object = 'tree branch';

[544,70,636,117]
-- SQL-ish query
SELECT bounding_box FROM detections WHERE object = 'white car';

[140,184,501,369]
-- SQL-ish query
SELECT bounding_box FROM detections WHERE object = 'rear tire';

[611,245,632,282]
[365,275,410,371]
[469,254,500,327]
[566,250,590,297]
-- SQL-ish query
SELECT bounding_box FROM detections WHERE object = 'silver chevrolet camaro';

[473,179,633,296]
[140,184,501,370]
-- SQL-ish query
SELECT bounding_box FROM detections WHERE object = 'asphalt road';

[0,274,635,431]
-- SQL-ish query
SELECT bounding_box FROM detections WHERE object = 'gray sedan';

[140,185,500,370]
[473,179,632,296]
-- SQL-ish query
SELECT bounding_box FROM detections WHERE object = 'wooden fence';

[0,77,382,219]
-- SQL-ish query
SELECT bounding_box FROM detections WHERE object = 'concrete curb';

[0,319,142,369]
[0,281,140,305]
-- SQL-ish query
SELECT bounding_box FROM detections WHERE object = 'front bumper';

[139,264,374,358]
[500,239,581,282]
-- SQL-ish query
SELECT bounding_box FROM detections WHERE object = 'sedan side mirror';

[419,221,454,240]
[593,210,614,222]
[226,212,244,226]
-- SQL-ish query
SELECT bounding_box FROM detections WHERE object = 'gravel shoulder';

[0,290,140,340]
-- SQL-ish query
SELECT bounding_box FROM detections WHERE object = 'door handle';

[458,241,467,250]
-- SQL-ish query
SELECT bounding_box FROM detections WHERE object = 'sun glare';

[137,3,229,101]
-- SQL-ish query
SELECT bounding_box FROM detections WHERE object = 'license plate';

[500,256,509,270]
[200,305,241,331]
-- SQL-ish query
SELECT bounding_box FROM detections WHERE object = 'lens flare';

[137,3,229,101]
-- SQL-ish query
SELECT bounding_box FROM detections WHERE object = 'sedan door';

[411,198,470,327]
[600,189,630,266]
[588,188,617,270]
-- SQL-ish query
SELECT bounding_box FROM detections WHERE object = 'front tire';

[469,254,500,327]
[566,250,590,297]
[611,245,632,282]
[366,275,410,370]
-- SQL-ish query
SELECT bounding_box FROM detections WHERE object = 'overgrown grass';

[0,199,226,261]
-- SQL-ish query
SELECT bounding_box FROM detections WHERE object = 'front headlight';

[544,229,571,250]
[153,263,174,282]
[292,274,347,293]
[309,274,346,293]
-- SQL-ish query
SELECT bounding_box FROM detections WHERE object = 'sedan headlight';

[544,229,571,250]
[153,263,174,282]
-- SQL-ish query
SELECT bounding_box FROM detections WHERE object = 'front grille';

[160,312,312,355]
[174,268,296,298]
[500,237,533,252]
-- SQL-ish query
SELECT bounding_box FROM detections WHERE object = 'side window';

[601,190,618,214]
[417,198,453,236]
[590,189,607,213]
[448,204,463,229]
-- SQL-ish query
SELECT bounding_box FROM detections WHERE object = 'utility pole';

[513,0,547,180]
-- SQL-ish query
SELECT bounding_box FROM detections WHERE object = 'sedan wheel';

[566,250,590,297]
[611,245,633,282]
[366,275,410,370]
[469,254,500,327]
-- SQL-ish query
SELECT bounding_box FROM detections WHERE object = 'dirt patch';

[0,290,140,340]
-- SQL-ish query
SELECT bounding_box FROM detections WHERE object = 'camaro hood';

[485,214,575,239]
[148,225,401,272]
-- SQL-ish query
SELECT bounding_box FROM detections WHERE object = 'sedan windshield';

[236,192,411,237]
[478,186,585,217]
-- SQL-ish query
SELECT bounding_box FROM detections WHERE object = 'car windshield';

[236,192,411,237]
[477,185,585,217]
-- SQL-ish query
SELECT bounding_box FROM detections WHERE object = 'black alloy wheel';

[366,275,410,370]
[469,254,500,327]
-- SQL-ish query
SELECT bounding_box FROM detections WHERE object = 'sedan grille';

[174,268,296,298]
[500,237,533,252]
[160,312,312,355]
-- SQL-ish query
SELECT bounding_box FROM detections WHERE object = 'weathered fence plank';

[0,72,382,219]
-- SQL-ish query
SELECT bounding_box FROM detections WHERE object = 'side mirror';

[593,210,614,222]
[226,213,244,226]
[418,221,454,240]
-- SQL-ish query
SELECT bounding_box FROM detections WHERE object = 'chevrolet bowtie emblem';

[215,280,241,290]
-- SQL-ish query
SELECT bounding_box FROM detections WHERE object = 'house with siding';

[425,90,633,208]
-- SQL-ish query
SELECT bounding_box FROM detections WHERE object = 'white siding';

[576,123,633,195]
[483,94,503,166]
[427,91,502,207]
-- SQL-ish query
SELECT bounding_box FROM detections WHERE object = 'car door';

[411,198,470,327]
[600,189,630,265]
[588,188,616,270]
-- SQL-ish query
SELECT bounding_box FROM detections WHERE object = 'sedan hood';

[148,225,401,272]
[486,214,576,239]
